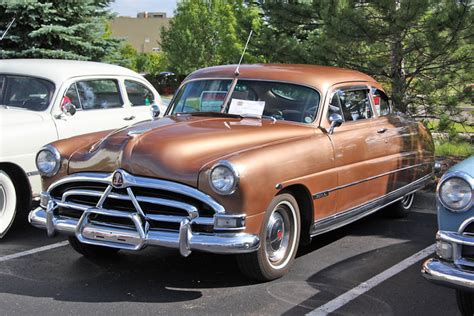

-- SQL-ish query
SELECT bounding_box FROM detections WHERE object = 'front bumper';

[422,229,474,292]
[422,258,474,292]
[29,206,260,256]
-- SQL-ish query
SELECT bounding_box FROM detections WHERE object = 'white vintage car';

[0,59,164,238]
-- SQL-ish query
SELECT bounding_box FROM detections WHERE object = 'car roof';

[0,59,143,85]
[185,64,379,92]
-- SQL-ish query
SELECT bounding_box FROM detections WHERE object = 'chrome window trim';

[165,77,322,125]
[437,170,473,213]
[47,170,226,214]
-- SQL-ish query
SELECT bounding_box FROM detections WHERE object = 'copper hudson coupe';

[29,64,435,281]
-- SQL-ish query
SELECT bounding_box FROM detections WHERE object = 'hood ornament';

[112,170,124,188]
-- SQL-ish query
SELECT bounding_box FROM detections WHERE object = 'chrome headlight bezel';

[36,145,61,177]
[437,171,473,213]
[209,160,239,195]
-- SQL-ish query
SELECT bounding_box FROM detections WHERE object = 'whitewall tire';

[0,170,17,238]
[236,193,301,281]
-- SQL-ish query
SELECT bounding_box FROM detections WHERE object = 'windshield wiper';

[178,111,277,122]
[177,112,241,119]
[238,113,277,122]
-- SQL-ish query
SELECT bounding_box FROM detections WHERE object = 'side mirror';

[62,102,76,116]
[150,104,160,120]
[328,113,343,134]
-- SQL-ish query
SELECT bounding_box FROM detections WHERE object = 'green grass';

[435,141,473,157]
[427,120,474,133]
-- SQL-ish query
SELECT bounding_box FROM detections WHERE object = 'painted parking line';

[0,240,69,263]
[307,243,436,316]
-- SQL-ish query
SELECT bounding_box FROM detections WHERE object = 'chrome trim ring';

[209,160,240,195]
[35,144,61,177]
[437,170,473,213]
[264,200,298,270]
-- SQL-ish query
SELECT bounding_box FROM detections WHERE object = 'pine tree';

[259,0,473,122]
[0,0,120,61]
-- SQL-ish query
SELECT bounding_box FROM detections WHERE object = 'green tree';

[161,0,263,74]
[259,0,473,123]
[0,0,120,61]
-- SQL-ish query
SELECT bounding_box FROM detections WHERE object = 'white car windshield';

[170,79,320,123]
[0,75,55,111]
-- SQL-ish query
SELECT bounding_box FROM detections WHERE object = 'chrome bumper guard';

[422,258,474,292]
[422,230,474,292]
[29,200,259,256]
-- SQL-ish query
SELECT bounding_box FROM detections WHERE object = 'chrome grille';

[461,220,474,265]
[48,172,218,233]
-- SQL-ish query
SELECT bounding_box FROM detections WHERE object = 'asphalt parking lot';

[0,191,461,315]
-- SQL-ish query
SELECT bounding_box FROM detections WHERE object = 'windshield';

[0,75,55,111]
[170,79,320,123]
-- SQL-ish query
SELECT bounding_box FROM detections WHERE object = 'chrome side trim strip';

[311,173,432,236]
[312,162,432,199]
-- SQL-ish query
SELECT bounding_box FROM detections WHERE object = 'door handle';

[123,116,135,121]
[377,128,388,134]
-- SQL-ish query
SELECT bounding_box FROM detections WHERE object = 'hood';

[0,107,46,127]
[68,115,315,187]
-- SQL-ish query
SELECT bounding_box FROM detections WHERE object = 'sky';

[109,0,178,17]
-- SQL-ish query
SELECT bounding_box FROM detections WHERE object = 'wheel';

[0,170,17,238]
[236,193,300,281]
[384,193,415,218]
[456,290,474,316]
[68,236,120,258]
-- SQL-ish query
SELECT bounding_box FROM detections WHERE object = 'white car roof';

[0,59,143,85]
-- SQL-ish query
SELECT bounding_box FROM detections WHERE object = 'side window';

[64,83,82,109]
[75,79,123,110]
[372,89,390,116]
[0,76,4,101]
[125,80,155,106]
[329,88,372,122]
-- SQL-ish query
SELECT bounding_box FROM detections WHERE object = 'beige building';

[110,12,170,53]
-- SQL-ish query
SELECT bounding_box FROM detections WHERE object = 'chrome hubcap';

[266,206,291,264]
[0,184,5,217]
[401,193,414,209]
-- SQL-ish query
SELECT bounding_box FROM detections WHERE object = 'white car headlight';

[438,175,473,212]
[36,145,61,177]
[209,161,239,195]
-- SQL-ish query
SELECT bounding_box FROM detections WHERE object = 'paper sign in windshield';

[228,99,265,117]
[200,91,227,112]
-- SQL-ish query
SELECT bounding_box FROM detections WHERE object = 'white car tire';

[0,170,17,238]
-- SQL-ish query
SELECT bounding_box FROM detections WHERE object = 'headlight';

[36,145,61,177]
[209,161,239,195]
[438,174,473,212]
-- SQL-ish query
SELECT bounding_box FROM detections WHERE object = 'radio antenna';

[0,18,15,41]
[234,30,253,76]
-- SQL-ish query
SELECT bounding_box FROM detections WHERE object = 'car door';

[370,87,430,191]
[53,77,133,139]
[322,84,391,214]
[122,78,163,123]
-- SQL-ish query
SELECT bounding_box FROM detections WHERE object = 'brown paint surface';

[42,64,434,237]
